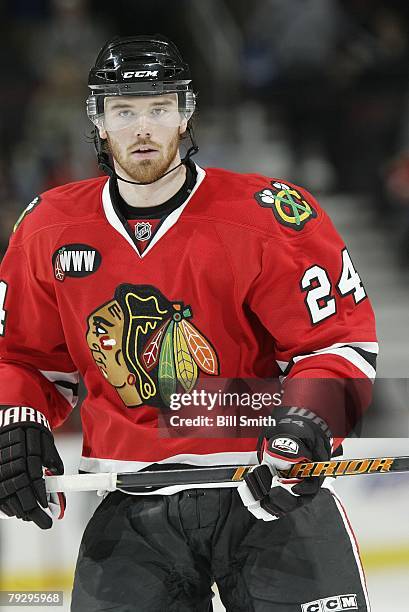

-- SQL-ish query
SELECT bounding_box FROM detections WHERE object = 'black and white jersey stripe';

[276,341,378,380]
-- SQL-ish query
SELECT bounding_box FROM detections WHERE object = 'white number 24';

[301,248,366,325]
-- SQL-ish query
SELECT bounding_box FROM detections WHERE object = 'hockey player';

[0,36,377,611]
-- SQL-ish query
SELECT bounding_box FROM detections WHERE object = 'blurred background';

[0,0,408,610]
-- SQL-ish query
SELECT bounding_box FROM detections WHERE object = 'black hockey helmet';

[87,34,199,184]
[87,35,196,128]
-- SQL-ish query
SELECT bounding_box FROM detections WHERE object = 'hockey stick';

[45,456,409,494]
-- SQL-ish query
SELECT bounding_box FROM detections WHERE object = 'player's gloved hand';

[238,407,331,521]
[0,406,65,529]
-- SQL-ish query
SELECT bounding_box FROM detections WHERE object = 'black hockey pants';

[71,487,370,611]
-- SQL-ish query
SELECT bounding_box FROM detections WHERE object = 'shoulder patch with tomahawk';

[254,181,317,231]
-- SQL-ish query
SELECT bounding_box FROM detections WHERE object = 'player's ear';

[179,117,187,136]
[98,125,107,140]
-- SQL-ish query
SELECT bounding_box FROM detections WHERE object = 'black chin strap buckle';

[182,125,199,163]
[181,144,199,164]
[97,153,115,178]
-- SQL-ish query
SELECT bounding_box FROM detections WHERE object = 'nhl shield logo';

[135,222,152,241]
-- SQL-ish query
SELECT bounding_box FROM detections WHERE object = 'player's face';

[100,94,187,184]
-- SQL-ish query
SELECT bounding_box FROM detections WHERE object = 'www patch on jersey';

[53,244,102,281]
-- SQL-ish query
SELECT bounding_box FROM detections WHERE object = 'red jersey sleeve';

[246,184,378,443]
[0,230,78,430]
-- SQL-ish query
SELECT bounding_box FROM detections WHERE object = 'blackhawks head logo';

[86,284,219,408]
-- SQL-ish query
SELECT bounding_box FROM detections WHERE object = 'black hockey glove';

[0,406,65,529]
[238,407,331,521]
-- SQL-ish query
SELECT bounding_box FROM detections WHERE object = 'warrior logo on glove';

[86,284,219,408]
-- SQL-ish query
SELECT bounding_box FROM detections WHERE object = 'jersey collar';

[101,163,206,258]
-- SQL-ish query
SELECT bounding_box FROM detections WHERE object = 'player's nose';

[133,113,151,137]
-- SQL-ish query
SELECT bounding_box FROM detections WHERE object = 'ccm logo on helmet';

[301,594,358,611]
[123,70,159,78]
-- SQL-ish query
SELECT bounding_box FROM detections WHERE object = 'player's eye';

[151,107,168,117]
[117,109,134,119]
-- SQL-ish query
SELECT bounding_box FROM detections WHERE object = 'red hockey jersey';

[0,166,377,474]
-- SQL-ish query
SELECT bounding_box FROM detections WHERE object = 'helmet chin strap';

[95,126,199,186]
